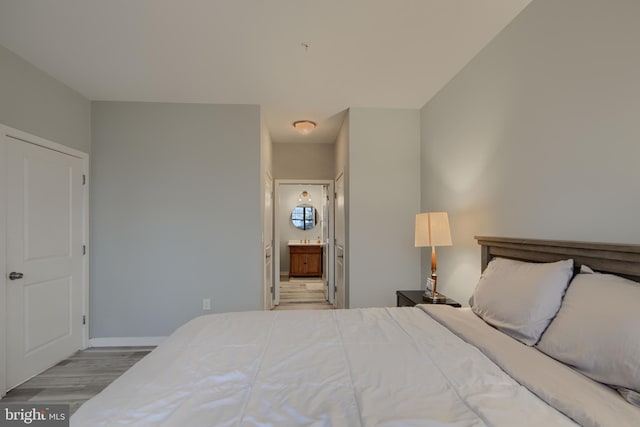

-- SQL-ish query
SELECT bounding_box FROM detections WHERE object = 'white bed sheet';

[72,308,577,426]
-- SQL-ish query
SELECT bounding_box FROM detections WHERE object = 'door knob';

[9,272,23,280]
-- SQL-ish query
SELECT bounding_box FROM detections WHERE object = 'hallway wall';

[272,143,335,180]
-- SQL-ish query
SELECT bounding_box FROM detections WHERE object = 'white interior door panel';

[6,136,84,389]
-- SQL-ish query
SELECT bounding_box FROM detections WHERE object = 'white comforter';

[72,307,577,426]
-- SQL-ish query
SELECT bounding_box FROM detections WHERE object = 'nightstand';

[396,290,461,308]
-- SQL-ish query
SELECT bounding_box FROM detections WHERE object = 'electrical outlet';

[202,298,211,310]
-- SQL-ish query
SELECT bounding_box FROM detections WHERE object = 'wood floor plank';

[276,278,333,310]
[2,347,154,415]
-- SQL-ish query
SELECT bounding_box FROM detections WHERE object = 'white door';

[6,136,84,389]
[264,174,274,309]
[334,173,346,309]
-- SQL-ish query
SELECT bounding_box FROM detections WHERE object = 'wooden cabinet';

[289,245,323,278]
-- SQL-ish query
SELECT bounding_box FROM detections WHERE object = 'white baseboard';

[89,336,167,347]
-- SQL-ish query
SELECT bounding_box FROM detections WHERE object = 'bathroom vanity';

[289,242,323,278]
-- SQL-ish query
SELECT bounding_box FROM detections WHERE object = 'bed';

[72,237,640,426]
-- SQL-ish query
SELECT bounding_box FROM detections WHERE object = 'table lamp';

[415,212,452,303]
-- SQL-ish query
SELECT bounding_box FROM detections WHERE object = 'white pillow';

[537,272,640,401]
[471,257,574,346]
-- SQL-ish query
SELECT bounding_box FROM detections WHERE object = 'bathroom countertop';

[288,240,327,246]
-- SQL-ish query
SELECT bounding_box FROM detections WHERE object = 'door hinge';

[82,174,86,185]
[82,315,86,325]
[334,192,337,199]
[83,245,86,255]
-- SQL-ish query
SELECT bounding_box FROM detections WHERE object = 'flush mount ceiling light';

[293,120,317,135]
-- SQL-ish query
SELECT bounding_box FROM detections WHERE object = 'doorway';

[273,180,334,308]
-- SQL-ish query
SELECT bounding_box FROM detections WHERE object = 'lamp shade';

[415,212,452,247]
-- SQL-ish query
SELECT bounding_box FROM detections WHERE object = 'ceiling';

[0,0,532,144]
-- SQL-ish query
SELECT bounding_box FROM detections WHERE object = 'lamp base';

[423,293,447,303]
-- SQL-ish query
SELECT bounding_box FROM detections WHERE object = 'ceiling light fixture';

[293,120,317,135]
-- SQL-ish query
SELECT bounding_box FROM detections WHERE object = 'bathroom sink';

[288,239,325,246]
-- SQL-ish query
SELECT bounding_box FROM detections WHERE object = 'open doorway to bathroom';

[273,180,334,310]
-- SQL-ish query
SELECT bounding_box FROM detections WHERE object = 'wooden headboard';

[475,236,640,281]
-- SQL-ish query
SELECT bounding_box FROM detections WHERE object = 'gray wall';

[272,143,335,180]
[0,44,90,153]
[261,116,273,180]
[420,0,640,305]
[91,101,262,338]
[349,108,421,308]
[335,113,349,182]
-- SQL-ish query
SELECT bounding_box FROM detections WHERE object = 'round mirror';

[291,204,318,230]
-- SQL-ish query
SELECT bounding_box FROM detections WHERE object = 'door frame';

[0,124,90,396]
[334,170,347,309]
[273,179,335,306]
[263,171,274,310]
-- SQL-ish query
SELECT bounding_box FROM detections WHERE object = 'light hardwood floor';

[275,277,334,310]
[1,347,154,415]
